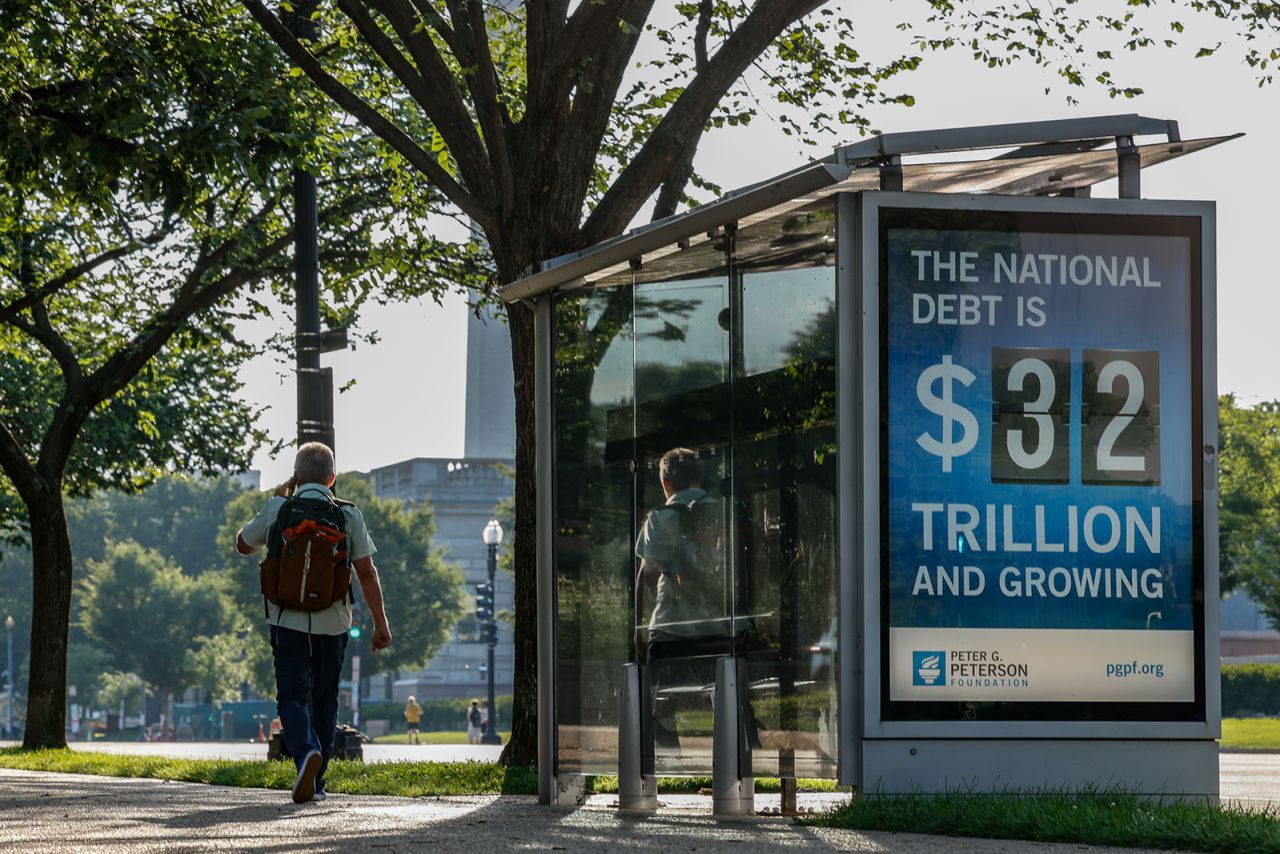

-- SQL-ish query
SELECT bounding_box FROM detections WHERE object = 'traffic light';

[482,622,498,646]
[349,601,362,639]
[475,582,494,622]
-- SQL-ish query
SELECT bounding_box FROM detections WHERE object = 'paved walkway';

[1217,751,1280,809]
[0,768,1172,853]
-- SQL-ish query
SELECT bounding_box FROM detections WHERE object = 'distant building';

[366,457,514,701]
[365,301,516,703]
[232,470,261,491]
[1221,589,1280,660]
[463,303,515,459]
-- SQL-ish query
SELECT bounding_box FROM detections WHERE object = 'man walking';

[237,442,392,803]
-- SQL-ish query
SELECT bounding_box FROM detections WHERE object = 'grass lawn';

[373,731,510,746]
[0,747,835,797]
[0,748,538,797]
[805,789,1280,854]
[1222,718,1280,751]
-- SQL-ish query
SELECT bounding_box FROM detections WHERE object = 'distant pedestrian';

[404,696,423,745]
[237,442,393,804]
[466,700,483,745]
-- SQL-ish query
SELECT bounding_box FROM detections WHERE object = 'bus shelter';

[500,115,1233,813]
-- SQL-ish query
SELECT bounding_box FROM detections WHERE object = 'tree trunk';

[499,301,539,766]
[23,492,74,750]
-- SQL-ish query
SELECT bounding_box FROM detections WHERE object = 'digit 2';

[1082,349,1160,486]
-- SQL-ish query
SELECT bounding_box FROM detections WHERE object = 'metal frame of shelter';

[501,114,1237,810]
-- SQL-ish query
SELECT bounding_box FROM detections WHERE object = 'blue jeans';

[270,625,348,792]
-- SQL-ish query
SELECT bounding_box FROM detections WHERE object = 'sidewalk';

[0,768,1176,853]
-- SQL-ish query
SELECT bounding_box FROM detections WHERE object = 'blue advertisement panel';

[879,206,1205,720]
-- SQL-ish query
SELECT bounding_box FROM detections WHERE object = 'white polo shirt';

[240,483,377,635]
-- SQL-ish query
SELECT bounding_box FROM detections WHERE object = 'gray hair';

[294,442,335,485]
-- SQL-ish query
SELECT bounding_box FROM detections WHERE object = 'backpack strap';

[330,497,357,605]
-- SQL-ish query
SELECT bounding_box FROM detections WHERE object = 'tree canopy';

[78,540,236,700]
[1219,395,1280,617]
[1,0,487,747]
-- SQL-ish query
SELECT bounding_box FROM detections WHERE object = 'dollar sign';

[916,355,979,472]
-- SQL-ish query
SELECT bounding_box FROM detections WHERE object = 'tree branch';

[525,0,550,110]
[24,302,83,391]
[460,0,515,215]
[335,0,441,129]
[536,0,654,233]
[652,0,713,222]
[407,0,464,56]
[583,0,824,243]
[240,0,493,230]
[541,0,643,128]
[356,0,496,198]
[0,415,42,508]
[0,244,136,326]
[559,0,634,64]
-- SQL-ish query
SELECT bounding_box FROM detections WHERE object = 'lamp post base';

[480,732,503,745]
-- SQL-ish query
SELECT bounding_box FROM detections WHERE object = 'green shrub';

[1222,663,1280,717]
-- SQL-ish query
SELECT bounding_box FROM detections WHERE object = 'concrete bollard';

[712,656,753,817]
[618,662,658,811]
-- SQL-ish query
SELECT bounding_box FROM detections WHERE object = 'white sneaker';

[292,750,322,803]
[312,791,327,802]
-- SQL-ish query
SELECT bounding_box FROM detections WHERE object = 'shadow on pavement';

[0,767,1167,853]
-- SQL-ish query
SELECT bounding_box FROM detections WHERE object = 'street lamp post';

[5,615,13,739]
[480,520,503,745]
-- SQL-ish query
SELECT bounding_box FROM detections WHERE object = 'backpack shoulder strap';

[264,496,299,559]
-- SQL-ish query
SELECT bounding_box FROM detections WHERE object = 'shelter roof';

[500,114,1238,303]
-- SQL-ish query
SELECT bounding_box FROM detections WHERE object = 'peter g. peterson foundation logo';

[912,651,946,686]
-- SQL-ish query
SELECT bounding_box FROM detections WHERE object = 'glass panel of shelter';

[552,284,636,775]
[632,242,732,776]
[552,202,838,780]
[732,203,839,779]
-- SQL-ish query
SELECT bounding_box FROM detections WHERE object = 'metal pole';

[352,651,361,730]
[534,295,559,803]
[1116,134,1141,200]
[5,618,13,738]
[351,600,362,731]
[293,165,325,447]
[284,1,331,451]
[482,542,501,744]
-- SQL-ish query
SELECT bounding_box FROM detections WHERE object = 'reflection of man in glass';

[635,447,723,754]
[635,448,724,656]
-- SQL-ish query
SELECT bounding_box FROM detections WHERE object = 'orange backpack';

[259,493,352,615]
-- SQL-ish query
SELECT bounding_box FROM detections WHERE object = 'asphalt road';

[0,767,1177,853]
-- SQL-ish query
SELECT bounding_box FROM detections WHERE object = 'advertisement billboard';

[871,198,1211,722]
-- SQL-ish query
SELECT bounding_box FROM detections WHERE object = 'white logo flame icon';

[917,654,942,685]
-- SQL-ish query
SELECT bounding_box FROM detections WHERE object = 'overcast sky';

[239,6,1279,485]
